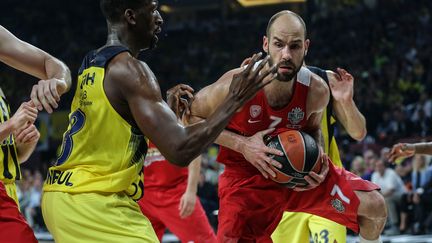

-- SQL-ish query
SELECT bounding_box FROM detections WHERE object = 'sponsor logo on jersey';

[331,198,345,213]
[288,107,304,125]
[46,170,74,186]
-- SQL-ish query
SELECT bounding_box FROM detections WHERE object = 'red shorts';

[138,183,216,243]
[0,181,37,243]
[217,161,379,242]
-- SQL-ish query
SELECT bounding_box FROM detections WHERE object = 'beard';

[268,53,304,82]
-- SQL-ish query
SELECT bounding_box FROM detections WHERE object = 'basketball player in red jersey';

[138,142,216,242]
[0,25,71,243]
[184,11,386,243]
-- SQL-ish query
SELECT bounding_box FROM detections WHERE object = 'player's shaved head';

[266,10,307,39]
[100,0,151,23]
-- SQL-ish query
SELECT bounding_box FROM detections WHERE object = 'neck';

[106,24,144,57]
[263,66,296,109]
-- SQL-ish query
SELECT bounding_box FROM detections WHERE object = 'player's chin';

[277,72,295,82]
[149,36,159,50]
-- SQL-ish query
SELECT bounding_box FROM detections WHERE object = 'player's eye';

[274,42,283,48]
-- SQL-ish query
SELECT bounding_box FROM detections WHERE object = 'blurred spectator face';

[363,149,376,170]
[380,147,390,161]
[263,13,309,82]
[375,159,386,176]
[413,155,426,171]
[351,156,366,176]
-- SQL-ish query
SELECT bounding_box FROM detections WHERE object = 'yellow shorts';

[3,182,19,206]
[42,191,159,243]
[271,212,346,243]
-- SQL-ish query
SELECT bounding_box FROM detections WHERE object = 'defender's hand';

[31,78,68,113]
[167,84,194,119]
[228,52,278,104]
[240,128,284,179]
[388,143,415,162]
[14,123,40,144]
[9,101,38,131]
[179,191,197,218]
[329,68,354,103]
[293,153,329,192]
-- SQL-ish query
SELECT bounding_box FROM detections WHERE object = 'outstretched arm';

[118,53,276,166]
[0,25,71,113]
[328,68,366,141]
[388,142,432,162]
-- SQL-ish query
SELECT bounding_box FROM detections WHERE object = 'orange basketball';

[266,130,321,188]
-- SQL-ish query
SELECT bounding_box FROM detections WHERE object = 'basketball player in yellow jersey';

[41,1,277,242]
[0,25,71,243]
[271,67,367,243]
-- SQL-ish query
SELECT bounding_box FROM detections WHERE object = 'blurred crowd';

[1,0,432,238]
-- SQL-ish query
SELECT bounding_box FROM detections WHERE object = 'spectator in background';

[26,171,44,232]
[410,155,432,234]
[351,156,366,177]
[372,159,406,235]
[362,149,377,181]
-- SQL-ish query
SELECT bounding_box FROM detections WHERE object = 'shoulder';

[310,72,329,97]
[107,52,160,99]
[306,71,329,111]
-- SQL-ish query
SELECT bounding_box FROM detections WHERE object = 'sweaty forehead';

[270,15,305,40]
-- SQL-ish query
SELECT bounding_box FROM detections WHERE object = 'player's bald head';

[266,11,307,39]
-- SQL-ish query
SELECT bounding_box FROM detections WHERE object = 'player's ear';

[263,36,269,54]
[124,9,137,25]
[304,39,310,56]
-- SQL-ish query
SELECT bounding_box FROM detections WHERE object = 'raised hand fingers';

[242,52,263,75]
[241,57,252,68]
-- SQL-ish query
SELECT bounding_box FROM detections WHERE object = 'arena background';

[1,0,432,242]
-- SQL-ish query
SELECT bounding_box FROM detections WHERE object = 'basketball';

[266,130,322,188]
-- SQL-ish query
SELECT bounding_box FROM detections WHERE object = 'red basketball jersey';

[217,67,312,175]
[144,142,188,190]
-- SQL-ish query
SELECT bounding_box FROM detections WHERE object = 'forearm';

[407,142,432,155]
[214,130,245,153]
[334,99,366,140]
[0,120,14,143]
[160,94,240,166]
[16,141,37,163]
[310,128,324,150]
[186,156,201,195]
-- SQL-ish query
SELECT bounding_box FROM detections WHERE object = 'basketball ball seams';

[277,135,304,174]
[300,131,320,172]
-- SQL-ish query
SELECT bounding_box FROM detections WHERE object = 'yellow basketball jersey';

[308,66,343,167]
[0,95,21,183]
[43,46,147,201]
[321,108,343,167]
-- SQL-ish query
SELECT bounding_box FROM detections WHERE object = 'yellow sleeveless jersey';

[308,66,343,168]
[0,95,21,183]
[321,108,343,167]
[43,46,148,200]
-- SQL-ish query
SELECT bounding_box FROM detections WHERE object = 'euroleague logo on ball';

[287,134,297,143]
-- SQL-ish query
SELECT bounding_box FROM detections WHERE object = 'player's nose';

[155,11,163,26]
[281,46,292,60]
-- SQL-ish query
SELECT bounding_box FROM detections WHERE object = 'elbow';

[351,128,367,141]
[164,145,194,167]
[167,157,191,167]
